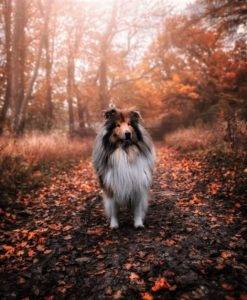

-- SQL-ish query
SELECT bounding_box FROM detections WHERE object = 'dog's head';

[103,108,143,145]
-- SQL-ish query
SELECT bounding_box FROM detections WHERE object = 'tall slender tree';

[43,0,54,130]
[98,0,119,110]
[11,0,27,134]
[0,0,12,134]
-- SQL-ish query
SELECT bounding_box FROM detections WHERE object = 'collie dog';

[93,108,155,228]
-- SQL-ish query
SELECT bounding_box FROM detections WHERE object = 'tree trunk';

[13,0,52,135]
[13,30,44,135]
[67,55,75,136]
[43,0,53,130]
[98,51,108,111]
[74,87,89,135]
[76,96,85,132]
[226,107,237,152]
[11,0,26,134]
[0,0,12,135]
[98,0,118,111]
[66,23,83,137]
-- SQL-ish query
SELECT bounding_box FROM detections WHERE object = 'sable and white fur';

[92,108,155,228]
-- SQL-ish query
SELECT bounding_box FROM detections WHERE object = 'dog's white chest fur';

[104,147,152,204]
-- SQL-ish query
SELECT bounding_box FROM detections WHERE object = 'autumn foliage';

[0,0,246,141]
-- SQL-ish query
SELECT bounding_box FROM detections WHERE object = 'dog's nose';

[125,131,131,140]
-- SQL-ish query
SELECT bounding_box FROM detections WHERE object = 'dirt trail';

[0,146,246,299]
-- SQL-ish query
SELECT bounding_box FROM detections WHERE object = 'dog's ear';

[104,108,117,120]
[130,110,141,122]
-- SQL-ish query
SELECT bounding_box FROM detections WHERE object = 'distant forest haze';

[0,0,246,145]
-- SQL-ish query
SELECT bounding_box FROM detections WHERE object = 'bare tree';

[98,0,118,110]
[13,0,52,135]
[11,0,27,134]
[66,27,82,136]
[43,0,54,130]
[66,45,76,136]
[0,0,12,134]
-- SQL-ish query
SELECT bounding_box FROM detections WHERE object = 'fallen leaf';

[129,272,140,281]
[44,296,54,300]
[221,283,234,291]
[124,263,132,270]
[163,239,176,246]
[113,290,122,299]
[151,278,171,292]
[221,251,232,259]
[105,287,112,295]
[38,237,45,244]
[63,225,73,231]
[28,249,35,257]
[49,223,62,231]
[141,292,153,300]
[28,231,36,240]
[36,245,45,252]
[75,257,90,263]
[3,245,15,254]
[17,277,26,284]
[86,227,104,235]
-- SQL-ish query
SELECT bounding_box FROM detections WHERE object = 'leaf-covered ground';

[0,145,246,299]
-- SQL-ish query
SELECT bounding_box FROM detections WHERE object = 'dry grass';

[165,126,225,152]
[0,133,91,166]
[0,133,92,207]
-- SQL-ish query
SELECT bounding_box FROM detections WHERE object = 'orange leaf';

[221,251,232,259]
[124,263,132,270]
[141,292,153,300]
[129,272,140,281]
[151,278,171,292]
[37,244,45,252]
[28,249,35,257]
[44,296,54,300]
[28,231,36,240]
[38,237,45,244]
[209,182,221,195]
[3,245,15,254]
[163,239,176,246]
[86,227,104,235]
[113,290,122,299]
[221,283,234,291]
[63,225,73,231]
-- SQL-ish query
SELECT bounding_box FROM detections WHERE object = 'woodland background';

[0,0,246,136]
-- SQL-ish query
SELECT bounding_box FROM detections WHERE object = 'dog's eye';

[116,124,120,127]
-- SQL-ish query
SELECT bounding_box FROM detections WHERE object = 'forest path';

[0,146,246,299]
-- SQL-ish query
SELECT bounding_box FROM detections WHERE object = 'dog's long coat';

[92,108,155,228]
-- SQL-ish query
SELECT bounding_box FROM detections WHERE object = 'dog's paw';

[110,219,119,229]
[110,224,119,229]
[134,220,144,228]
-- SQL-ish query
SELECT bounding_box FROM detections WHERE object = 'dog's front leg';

[133,191,148,228]
[104,196,119,229]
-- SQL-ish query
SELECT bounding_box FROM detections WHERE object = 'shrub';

[164,126,226,152]
[0,133,92,208]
